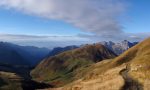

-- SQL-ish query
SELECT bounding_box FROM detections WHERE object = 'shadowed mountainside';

[0,42,50,66]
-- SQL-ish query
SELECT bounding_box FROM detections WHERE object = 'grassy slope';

[50,38,150,90]
[31,44,116,87]
[62,62,125,90]
[112,38,150,87]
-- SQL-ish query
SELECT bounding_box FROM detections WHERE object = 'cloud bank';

[0,0,125,36]
[0,34,86,42]
[78,32,150,42]
[0,34,88,48]
[0,33,149,48]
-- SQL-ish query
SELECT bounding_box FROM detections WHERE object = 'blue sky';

[0,9,85,36]
[123,0,150,33]
[0,0,149,48]
[0,0,149,35]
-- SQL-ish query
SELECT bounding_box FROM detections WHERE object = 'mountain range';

[0,39,146,90]
[46,38,150,90]
[48,40,138,57]
[0,42,50,66]
[0,40,136,67]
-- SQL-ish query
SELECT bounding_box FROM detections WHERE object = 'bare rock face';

[100,40,138,55]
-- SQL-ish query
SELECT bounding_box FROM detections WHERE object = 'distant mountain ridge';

[0,42,50,66]
[48,45,79,57]
[100,40,138,55]
[47,40,137,58]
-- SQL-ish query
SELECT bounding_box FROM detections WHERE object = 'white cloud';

[0,0,126,36]
[1,0,149,44]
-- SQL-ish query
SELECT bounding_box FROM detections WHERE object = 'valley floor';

[0,71,53,90]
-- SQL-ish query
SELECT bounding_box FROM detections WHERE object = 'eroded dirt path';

[120,65,143,90]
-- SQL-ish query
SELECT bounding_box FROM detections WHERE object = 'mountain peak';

[99,40,138,55]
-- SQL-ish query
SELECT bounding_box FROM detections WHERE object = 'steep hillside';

[114,37,150,88]
[56,38,150,90]
[31,44,116,87]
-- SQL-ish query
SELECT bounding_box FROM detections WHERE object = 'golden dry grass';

[45,61,126,90]
[41,38,150,90]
